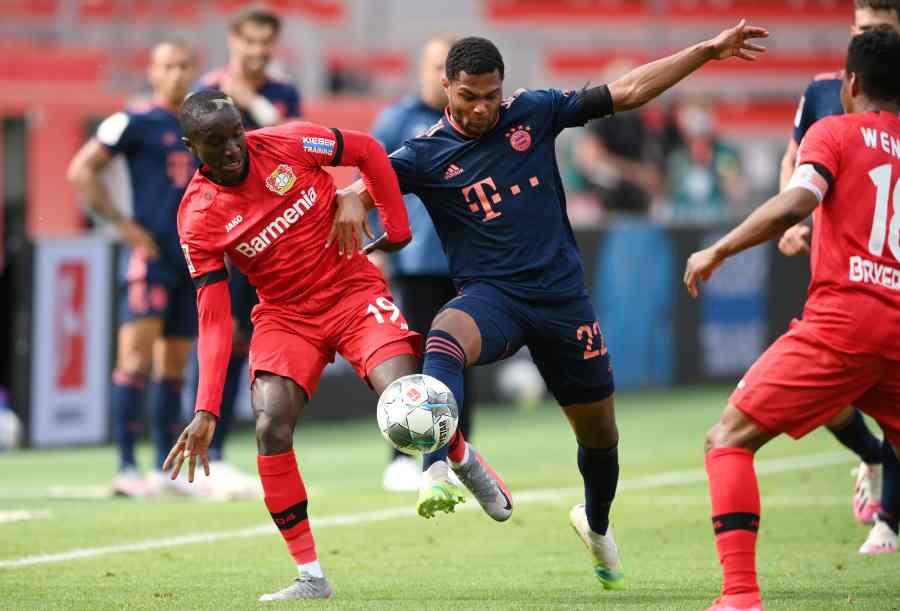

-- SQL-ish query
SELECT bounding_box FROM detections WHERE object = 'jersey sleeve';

[177,198,227,284]
[96,111,137,155]
[792,81,819,144]
[526,88,602,132]
[796,117,842,184]
[388,143,423,195]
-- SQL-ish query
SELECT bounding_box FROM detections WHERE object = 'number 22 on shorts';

[577,322,607,360]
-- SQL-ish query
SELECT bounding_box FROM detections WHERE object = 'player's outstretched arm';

[163,278,232,482]
[683,185,819,298]
[608,20,768,112]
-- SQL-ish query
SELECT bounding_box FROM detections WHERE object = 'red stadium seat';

[0,0,59,18]
[79,0,200,23]
[214,0,344,21]
[484,0,649,21]
[663,0,847,24]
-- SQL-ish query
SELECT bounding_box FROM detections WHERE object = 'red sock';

[706,447,761,602]
[258,451,317,565]
[448,430,467,464]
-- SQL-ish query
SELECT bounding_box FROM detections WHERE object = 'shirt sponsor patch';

[302,136,335,156]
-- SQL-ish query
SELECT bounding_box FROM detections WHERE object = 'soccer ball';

[376,374,458,455]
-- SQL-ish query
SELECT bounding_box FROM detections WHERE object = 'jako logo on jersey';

[225,214,243,232]
[235,187,318,258]
[302,136,335,156]
[444,164,463,180]
[265,164,297,196]
[506,124,532,152]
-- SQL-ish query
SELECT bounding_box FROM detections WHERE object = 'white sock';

[298,560,324,578]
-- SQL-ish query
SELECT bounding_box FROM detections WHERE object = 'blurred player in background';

[166,91,418,600]
[685,31,900,609]
[195,5,301,494]
[777,0,900,551]
[369,33,479,492]
[67,40,200,497]
[351,24,769,589]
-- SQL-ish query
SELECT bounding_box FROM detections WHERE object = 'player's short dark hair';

[847,29,900,102]
[179,89,239,137]
[854,0,900,18]
[445,36,504,81]
[229,4,281,36]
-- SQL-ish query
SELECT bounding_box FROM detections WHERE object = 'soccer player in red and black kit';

[684,30,900,611]
[163,90,419,601]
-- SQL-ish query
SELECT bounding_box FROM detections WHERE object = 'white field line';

[0,510,51,525]
[0,451,850,570]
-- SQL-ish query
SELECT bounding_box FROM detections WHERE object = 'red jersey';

[178,121,410,415]
[179,121,410,313]
[797,111,900,359]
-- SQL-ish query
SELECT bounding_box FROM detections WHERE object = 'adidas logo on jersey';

[444,164,463,180]
[226,215,243,232]
[235,187,317,258]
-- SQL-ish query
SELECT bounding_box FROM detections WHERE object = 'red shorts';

[731,320,900,444]
[248,273,421,399]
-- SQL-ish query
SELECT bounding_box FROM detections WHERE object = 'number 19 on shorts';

[367,297,409,330]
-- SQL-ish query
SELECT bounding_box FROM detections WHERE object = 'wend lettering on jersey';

[235,187,317,258]
[861,127,900,160]
[462,175,541,222]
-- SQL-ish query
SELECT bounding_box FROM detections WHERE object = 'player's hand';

[119,219,160,261]
[328,190,374,258]
[220,73,257,109]
[777,224,811,257]
[361,233,412,255]
[162,411,216,483]
[684,247,725,299]
[707,20,769,61]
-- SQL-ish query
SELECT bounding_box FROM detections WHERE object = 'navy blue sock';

[578,443,619,536]
[832,409,882,465]
[208,353,245,462]
[422,330,466,470]
[879,440,899,534]
[111,370,146,471]
[150,378,184,470]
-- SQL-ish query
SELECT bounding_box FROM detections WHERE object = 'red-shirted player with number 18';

[684,30,900,611]
[162,90,420,601]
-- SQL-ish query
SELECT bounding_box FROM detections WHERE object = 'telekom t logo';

[462,175,541,222]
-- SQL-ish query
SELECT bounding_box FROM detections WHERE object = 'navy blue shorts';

[444,282,614,406]
[118,249,197,338]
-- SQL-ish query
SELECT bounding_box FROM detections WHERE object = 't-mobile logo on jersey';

[235,187,317,258]
[462,175,541,222]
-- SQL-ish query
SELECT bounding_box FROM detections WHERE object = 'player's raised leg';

[253,373,332,601]
[825,407,883,523]
[419,304,513,521]
[110,316,161,497]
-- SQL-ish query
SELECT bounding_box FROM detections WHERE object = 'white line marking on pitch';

[0,451,850,570]
[0,511,50,525]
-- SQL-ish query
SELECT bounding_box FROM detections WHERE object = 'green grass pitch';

[1,386,897,610]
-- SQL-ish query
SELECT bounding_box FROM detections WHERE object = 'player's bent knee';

[705,403,771,453]
[251,373,304,455]
[430,308,482,365]
[254,411,294,455]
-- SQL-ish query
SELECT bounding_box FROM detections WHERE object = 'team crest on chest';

[265,164,297,196]
[506,124,532,152]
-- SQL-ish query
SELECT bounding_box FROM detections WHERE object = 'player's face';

[229,21,277,77]
[852,8,900,35]
[148,43,196,106]
[419,39,451,109]
[443,70,503,138]
[184,108,247,184]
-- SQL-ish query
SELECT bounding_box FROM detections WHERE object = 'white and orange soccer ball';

[376,374,458,455]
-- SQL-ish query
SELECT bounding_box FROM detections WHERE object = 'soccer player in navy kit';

[354,25,769,588]
[776,0,900,554]
[196,6,301,493]
[371,34,481,492]
[67,40,199,497]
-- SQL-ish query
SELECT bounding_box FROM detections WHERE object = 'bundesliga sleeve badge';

[265,164,297,196]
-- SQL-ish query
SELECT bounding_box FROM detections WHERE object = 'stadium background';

[0,0,844,446]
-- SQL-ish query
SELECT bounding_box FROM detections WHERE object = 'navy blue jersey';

[96,103,196,270]
[198,69,301,130]
[792,71,843,144]
[389,88,609,301]
[370,95,447,275]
